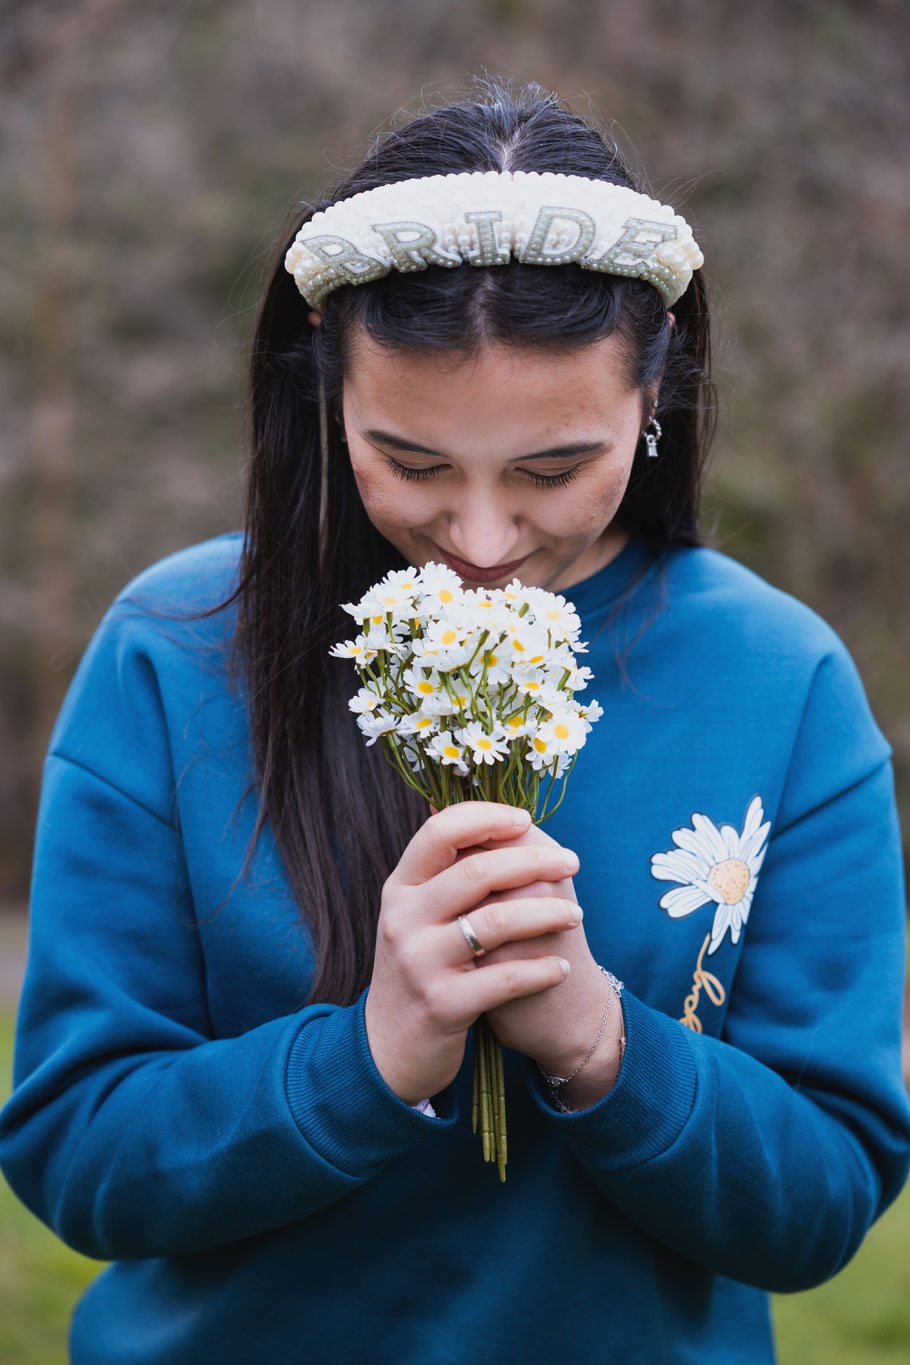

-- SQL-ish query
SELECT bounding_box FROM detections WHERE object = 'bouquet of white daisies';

[330,560,602,1178]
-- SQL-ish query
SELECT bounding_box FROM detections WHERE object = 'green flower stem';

[465,629,490,673]
[493,1030,507,1182]
[478,1018,493,1163]
[380,735,432,802]
[418,758,446,811]
[537,752,579,823]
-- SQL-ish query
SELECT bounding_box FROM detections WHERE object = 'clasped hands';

[364,801,623,1109]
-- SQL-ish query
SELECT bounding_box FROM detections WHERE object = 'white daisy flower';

[535,709,588,754]
[398,711,440,738]
[650,796,772,954]
[328,635,380,663]
[402,666,445,701]
[340,597,375,622]
[561,663,594,691]
[458,721,511,766]
[425,730,471,775]
[412,620,472,671]
[499,578,535,611]
[525,729,559,770]
[355,711,399,746]
[577,698,604,726]
[502,620,551,668]
[501,708,533,740]
[380,567,422,594]
[366,582,419,619]
[510,662,548,695]
[417,561,464,612]
[523,587,583,643]
[348,682,385,715]
[511,666,565,714]
[461,593,511,635]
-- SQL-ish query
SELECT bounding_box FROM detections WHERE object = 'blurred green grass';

[0,1010,102,1365]
[1,1005,909,1364]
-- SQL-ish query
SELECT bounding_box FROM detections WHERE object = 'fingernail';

[511,808,531,829]
[559,959,571,977]
[563,851,579,873]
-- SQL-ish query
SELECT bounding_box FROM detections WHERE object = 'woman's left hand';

[457,821,624,1106]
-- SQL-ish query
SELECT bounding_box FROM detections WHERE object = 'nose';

[446,491,522,569]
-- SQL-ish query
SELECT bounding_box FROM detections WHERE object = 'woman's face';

[341,324,649,593]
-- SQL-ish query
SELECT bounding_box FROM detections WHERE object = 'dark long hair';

[226,79,715,1007]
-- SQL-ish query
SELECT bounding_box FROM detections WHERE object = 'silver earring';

[643,415,662,459]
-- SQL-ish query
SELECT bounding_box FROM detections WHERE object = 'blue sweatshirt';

[1,531,908,1365]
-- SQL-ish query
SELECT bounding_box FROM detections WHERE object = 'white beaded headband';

[285,170,703,310]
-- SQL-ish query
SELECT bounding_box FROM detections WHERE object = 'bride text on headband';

[285,171,703,310]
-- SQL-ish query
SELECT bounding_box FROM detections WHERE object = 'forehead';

[343,326,638,430]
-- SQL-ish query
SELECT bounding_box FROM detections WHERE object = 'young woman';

[2,82,908,1364]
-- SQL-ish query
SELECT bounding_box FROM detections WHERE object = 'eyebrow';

[364,429,612,462]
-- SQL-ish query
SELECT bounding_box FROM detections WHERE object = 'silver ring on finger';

[457,912,487,958]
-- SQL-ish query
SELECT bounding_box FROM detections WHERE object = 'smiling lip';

[436,548,530,583]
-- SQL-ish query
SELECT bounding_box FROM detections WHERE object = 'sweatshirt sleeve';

[0,591,457,1262]
[524,639,910,1293]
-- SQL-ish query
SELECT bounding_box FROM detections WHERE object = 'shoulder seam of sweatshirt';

[47,749,175,829]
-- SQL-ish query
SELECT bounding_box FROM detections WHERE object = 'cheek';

[350,460,430,528]
[562,465,632,532]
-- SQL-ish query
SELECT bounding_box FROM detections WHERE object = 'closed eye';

[381,456,582,489]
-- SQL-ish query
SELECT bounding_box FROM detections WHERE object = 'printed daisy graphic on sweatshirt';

[650,796,772,1031]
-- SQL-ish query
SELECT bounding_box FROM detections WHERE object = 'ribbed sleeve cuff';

[526,991,698,1170]
[285,989,458,1178]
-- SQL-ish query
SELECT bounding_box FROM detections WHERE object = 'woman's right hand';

[364,802,581,1105]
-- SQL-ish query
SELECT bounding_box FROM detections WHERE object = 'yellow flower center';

[443,744,460,759]
[554,723,570,739]
[441,630,458,645]
[438,588,454,603]
[371,614,383,624]
[417,681,435,694]
[706,858,750,905]
[381,595,398,605]
[546,609,562,622]
[477,738,494,750]
[533,737,548,753]
[415,717,433,729]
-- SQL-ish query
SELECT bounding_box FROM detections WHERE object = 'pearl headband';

[285,171,703,310]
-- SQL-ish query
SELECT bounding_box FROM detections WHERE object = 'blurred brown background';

[1,0,909,906]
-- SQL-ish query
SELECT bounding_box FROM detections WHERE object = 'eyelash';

[381,456,582,489]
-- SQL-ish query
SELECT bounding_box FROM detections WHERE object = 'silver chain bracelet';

[538,967,624,1111]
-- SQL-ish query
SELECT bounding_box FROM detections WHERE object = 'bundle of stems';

[472,1014,507,1181]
